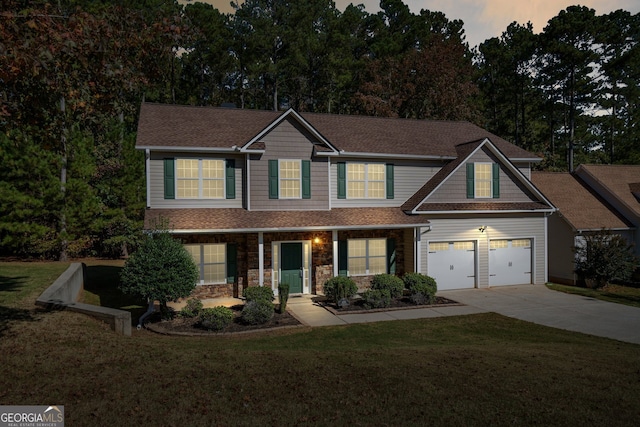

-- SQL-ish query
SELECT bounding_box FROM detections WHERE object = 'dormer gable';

[239,108,339,156]
[403,138,554,214]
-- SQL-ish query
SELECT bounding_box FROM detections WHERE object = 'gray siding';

[249,117,329,211]
[419,215,547,287]
[428,148,537,203]
[149,151,244,209]
[331,158,442,207]
[547,214,579,285]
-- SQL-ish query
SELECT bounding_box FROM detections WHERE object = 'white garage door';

[489,239,532,286]
[427,241,476,290]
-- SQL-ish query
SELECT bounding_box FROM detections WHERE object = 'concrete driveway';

[440,285,640,345]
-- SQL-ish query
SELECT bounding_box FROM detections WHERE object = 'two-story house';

[136,103,555,299]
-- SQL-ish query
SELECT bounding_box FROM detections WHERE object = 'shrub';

[278,283,290,314]
[243,286,275,302]
[199,306,234,331]
[371,274,404,298]
[574,230,638,289]
[323,276,358,304]
[242,300,274,325]
[180,298,203,318]
[362,289,391,309]
[119,231,199,314]
[403,273,437,305]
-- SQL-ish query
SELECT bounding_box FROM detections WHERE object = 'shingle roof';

[577,164,640,218]
[136,103,539,160]
[144,207,430,232]
[413,202,552,212]
[531,172,631,231]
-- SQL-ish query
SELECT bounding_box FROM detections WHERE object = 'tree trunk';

[59,96,68,262]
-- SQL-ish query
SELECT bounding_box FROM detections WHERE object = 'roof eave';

[163,223,429,234]
[336,151,455,161]
[137,145,240,153]
[409,208,557,215]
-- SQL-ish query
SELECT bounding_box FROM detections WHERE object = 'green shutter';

[337,162,346,199]
[225,159,236,199]
[466,163,474,199]
[387,238,396,275]
[338,240,348,276]
[302,160,311,199]
[268,159,279,199]
[386,164,394,199]
[226,243,237,284]
[164,158,175,200]
[492,163,500,198]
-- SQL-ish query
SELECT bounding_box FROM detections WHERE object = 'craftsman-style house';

[136,103,555,298]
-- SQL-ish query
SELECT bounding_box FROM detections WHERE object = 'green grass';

[547,282,640,308]
[1,262,640,426]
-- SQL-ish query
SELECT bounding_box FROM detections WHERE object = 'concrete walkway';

[287,286,640,345]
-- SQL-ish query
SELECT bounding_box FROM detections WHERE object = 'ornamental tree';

[120,231,199,314]
[573,230,637,289]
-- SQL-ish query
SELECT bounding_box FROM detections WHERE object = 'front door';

[281,243,303,293]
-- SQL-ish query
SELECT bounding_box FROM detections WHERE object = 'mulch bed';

[316,295,462,315]
[146,304,303,336]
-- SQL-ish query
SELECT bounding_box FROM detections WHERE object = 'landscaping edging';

[36,262,132,336]
[145,321,306,337]
[320,299,464,315]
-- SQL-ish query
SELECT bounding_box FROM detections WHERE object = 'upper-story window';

[466,162,500,199]
[279,160,301,199]
[348,163,385,199]
[337,162,394,200]
[474,162,492,198]
[163,158,235,200]
[176,159,225,199]
[269,159,311,200]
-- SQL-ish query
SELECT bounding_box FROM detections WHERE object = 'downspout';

[137,300,156,330]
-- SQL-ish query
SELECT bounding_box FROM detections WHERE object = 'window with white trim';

[177,159,224,199]
[348,238,386,275]
[184,243,226,284]
[347,163,385,199]
[279,160,301,199]
[474,162,492,198]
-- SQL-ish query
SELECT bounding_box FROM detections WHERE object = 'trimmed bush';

[242,299,274,325]
[243,286,275,302]
[362,289,392,309]
[278,283,290,314]
[323,276,358,304]
[199,306,234,331]
[119,230,199,316]
[403,273,437,305]
[180,298,203,318]
[371,274,404,298]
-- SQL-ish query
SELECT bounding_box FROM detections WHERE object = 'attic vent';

[629,183,640,203]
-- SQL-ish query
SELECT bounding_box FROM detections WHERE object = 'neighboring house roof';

[136,103,540,160]
[576,164,640,220]
[531,172,632,231]
[145,207,431,233]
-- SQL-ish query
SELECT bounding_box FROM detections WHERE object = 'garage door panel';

[489,239,531,286]
[428,241,475,291]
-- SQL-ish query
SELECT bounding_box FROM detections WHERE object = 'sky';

[181,0,640,48]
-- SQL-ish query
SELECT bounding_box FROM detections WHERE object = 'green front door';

[281,243,303,294]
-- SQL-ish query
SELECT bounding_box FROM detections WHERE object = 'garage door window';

[512,239,531,248]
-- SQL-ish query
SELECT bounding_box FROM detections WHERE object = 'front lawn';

[1,261,640,426]
[547,282,640,308]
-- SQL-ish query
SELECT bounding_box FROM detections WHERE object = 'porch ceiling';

[144,207,430,233]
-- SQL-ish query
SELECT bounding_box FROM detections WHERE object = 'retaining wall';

[36,262,132,336]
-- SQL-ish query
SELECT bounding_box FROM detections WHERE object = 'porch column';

[258,231,264,287]
[414,227,421,273]
[332,229,338,277]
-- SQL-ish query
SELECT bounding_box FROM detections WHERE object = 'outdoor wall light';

[313,237,322,244]
[478,225,487,233]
